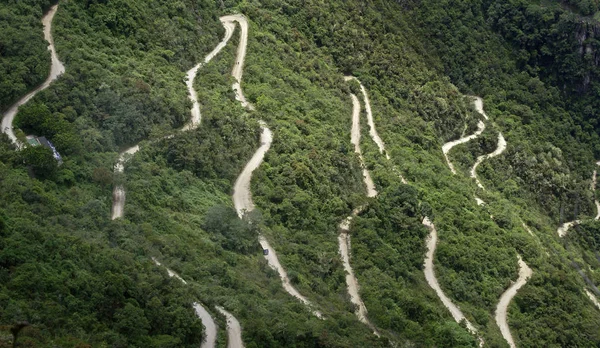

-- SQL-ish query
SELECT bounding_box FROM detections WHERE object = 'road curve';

[226,15,322,319]
[1,4,65,148]
[472,97,489,120]
[593,162,600,220]
[111,16,238,219]
[495,255,532,348]
[184,20,236,131]
[422,217,483,346]
[194,303,218,348]
[442,120,486,175]
[215,306,245,348]
[348,80,482,343]
[222,15,255,111]
[344,76,407,183]
[585,289,600,310]
[348,92,377,197]
[111,145,140,220]
[152,258,217,348]
[557,161,600,237]
[338,211,380,336]
[470,132,507,190]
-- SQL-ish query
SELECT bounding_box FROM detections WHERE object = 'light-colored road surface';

[422,217,483,346]
[216,306,245,348]
[585,289,600,310]
[338,213,380,336]
[470,132,507,190]
[472,97,489,120]
[1,4,65,148]
[442,120,486,175]
[349,93,378,197]
[222,15,255,111]
[152,258,217,348]
[194,303,218,348]
[184,21,236,131]
[111,16,238,219]
[226,15,322,319]
[475,196,486,206]
[344,76,407,183]
[593,163,600,220]
[557,161,600,237]
[557,220,581,238]
[111,145,139,220]
[495,255,532,348]
[233,124,272,214]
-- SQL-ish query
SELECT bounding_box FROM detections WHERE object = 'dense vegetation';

[2,0,600,347]
[0,0,53,111]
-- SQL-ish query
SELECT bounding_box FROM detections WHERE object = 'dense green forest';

[2,0,600,347]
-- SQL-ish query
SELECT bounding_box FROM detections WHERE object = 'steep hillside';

[2,0,600,347]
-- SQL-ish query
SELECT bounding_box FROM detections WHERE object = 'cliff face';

[575,20,600,90]
[486,1,600,94]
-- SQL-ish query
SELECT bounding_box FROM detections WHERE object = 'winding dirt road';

[338,214,380,336]
[470,132,507,190]
[422,217,483,345]
[216,306,245,348]
[111,145,139,220]
[348,92,377,197]
[184,20,236,131]
[226,15,322,319]
[442,120,486,175]
[1,4,65,148]
[347,78,484,341]
[557,161,600,237]
[585,289,600,310]
[344,76,407,183]
[111,16,238,219]
[152,258,218,348]
[334,77,394,333]
[495,255,532,348]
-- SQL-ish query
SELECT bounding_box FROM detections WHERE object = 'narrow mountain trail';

[1,4,65,149]
[585,289,600,310]
[422,217,483,345]
[442,120,486,175]
[111,145,139,220]
[110,16,237,219]
[467,98,532,347]
[338,216,376,331]
[216,306,245,348]
[344,76,407,183]
[336,79,381,334]
[226,15,322,319]
[345,77,483,343]
[347,92,377,197]
[152,258,219,348]
[470,132,507,190]
[557,161,600,237]
[183,21,236,130]
[495,256,533,348]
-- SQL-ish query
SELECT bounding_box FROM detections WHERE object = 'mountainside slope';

[2,0,600,347]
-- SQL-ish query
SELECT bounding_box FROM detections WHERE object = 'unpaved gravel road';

[557,161,600,237]
[470,132,506,190]
[422,217,483,346]
[152,258,218,348]
[442,120,486,175]
[111,15,236,219]
[495,256,532,348]
[227,15,322,318]
[216,306,245,348]
[1,4,65,148]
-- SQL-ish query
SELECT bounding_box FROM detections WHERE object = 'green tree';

[20,146,57,179]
